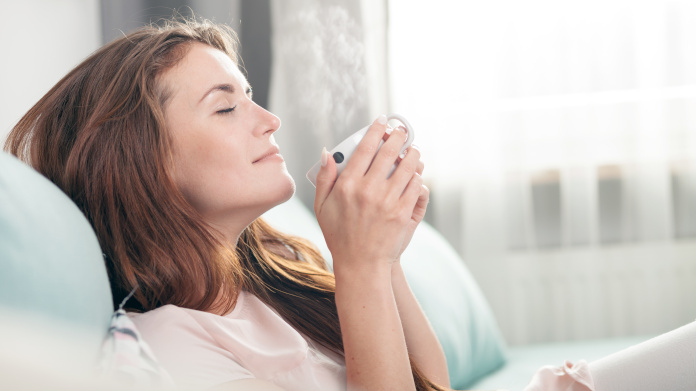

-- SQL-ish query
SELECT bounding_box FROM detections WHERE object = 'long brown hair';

[4,17,447,391]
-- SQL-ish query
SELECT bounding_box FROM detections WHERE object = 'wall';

[101,0,270,109]
[0,0,271,148]
[0,0,101,145]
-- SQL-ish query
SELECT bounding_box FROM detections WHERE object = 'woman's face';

[161,43,295,237]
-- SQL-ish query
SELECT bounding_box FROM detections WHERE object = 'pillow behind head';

[0,151,113,353]
[264,196,507,388]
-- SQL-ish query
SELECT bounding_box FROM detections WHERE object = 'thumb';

[314,147,337,214]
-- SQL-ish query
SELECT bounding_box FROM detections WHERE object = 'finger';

[386,144,421,197]
[416,159,424,176]
[395,145,423,175]
[341,115,389,178]
[365,126,409,181]
[394,142,422,169]
[410,144,424,176]
[314,147,337,215]
[411,185,430,224]
[400,172,424,213]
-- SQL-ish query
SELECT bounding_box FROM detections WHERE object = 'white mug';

[306,114,415,187]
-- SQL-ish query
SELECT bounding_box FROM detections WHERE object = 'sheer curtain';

[268,0,389,206]
[390,0,696,344]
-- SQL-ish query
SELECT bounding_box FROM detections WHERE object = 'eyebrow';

[199,83,235,103]
[198,83,254,103]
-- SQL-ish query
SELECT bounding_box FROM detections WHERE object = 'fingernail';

[321,147,328,167]
[410,143,420,151]
[377,114,388,125]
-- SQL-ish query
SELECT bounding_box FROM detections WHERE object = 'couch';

[0,149,649,390]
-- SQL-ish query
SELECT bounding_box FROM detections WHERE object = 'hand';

[396,146,429,257]
[313,115,427,275]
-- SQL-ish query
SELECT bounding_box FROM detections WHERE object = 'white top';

[128,290,346,390]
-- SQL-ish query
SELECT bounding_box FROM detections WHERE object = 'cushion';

[471,336,650,390]
[0,306,113,389]
[0,151,113,354]
[263,197,332,263]
[263,197,507,388]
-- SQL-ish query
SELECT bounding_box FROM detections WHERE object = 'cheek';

[171,138,246,207]
[177,149,247,188]
[171,120,243,181]
[173,157,249,215]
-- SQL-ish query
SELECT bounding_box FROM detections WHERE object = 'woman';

[5,18,448,391]
[8,16,696,391]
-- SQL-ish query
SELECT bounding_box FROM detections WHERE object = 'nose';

[254,102,281,137]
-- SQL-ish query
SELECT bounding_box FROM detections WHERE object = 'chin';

[251,173,295,218]
[277,173,296,204]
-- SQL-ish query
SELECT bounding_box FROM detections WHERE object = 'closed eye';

[217,106,236,115]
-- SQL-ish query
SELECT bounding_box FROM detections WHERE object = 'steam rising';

[275,5,368,139]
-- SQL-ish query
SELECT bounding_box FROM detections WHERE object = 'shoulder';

[127,303,188,325]
[127,292,253,357]
[128,303,199,325]
[128,304,208,343]
[128,291,247,336]
[208,379,288,391]
[127,304,227,366]
[127,299,255,388]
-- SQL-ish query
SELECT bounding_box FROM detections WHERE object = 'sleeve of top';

[128,305,254,389]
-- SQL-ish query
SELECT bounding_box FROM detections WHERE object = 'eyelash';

[217,105,237,115]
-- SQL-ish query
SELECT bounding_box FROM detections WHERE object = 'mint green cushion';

[264,197,507,388]
[400,223,507,388]
[472,336,651,389]
[0,151,113,352]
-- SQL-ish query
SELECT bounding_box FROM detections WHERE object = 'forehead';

[161,43,248,101]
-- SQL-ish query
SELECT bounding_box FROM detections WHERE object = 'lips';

[253,146,281,163]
